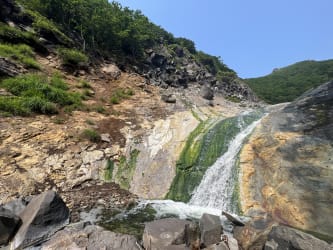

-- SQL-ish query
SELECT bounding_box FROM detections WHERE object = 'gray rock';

[161,94,177,103]
[199,213,222,248]
[204,242,229,250]
[11,191,69,249]
[41,224,139,250]
[143,218,196,250]
[201,85,214,100]
[1,197,31,216]
[0,207,21,245]
[101,64,121,80]
[264,225,333,250]
[0,57,26,77]
[222,211,244,226]
[184,222,200,247]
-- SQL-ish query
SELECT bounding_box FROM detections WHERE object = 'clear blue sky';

[116,0,333,78]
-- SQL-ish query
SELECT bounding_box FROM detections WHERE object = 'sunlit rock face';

[240,81,333,238]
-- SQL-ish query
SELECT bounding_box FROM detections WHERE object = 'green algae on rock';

[166,111,263,202]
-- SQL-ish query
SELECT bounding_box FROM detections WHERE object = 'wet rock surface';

[240,81,333,238]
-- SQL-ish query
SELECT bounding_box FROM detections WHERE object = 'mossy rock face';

[115,149,140,190]
[100,205,156,240]
[166,111,262,202]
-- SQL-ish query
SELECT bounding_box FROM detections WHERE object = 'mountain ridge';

[245,59,333,104]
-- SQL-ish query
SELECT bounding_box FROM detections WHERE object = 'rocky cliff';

[240,81,333,238]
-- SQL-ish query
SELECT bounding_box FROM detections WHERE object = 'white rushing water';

[189,117,261,211]
[107,114,261,230]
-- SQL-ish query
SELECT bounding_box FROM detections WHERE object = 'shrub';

[110,88,135,104]
[110,96,120,104]
[0,43,40,69]
[79,80,92,89]
[0,73,82,115]
[50,73,69,90]
[58,48,88,66]
[81,128,101,142]
[0,23,49,55]
[26,9,72,46]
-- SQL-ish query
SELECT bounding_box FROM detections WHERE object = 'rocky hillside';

[245,59,333,104]
[240,80,333,239]
[0,0,258,209]
[1,0,333,249]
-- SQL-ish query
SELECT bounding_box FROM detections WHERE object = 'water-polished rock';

[11,190,69,249]
[0,207,21,245]
[143,218,197,250]
[199,213,222,248]
[240,81,333,237]
[264,225,333,250]
[41,223,139,250]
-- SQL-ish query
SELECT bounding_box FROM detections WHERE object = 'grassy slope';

[245,60,333,104]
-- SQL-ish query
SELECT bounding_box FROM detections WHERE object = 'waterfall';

[103,112,262,230]
[189,117,261,211]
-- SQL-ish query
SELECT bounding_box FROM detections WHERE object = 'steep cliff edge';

[240,81,333,238]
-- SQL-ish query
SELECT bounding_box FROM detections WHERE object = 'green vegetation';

[0,23,46,54]
[100,204,156,239]
[58,48,88,66]
[80,128,101,142]
[104,159,115,182]
[25,9,72,46]
[110,88,135,104]
[245,60,333,104]
[115,149,140,190]
[79,80,92,89]
[226,95,241,103]
[166,111,263,202]
[0,43,39,69]
[195,51,236,76]
[0,74,81,116]
[19,0,234,77]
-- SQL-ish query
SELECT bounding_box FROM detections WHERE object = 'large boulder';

[264,225,333,250]
[0,207,21,245]
[11,191,69,249]
[143,218,198,250]
[101,63,121,80]
[201,85,214,100]
[41,223,139,250]
[199,213,222,248]
[233,214,276,250]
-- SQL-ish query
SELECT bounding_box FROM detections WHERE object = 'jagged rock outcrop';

[0,57,27,77]
[141,45,257,102]
[240,81,333,238]
[11,191,69,249]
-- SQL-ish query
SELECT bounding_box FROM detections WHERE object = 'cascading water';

[101,112,263,233]
[189,116,262,211]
